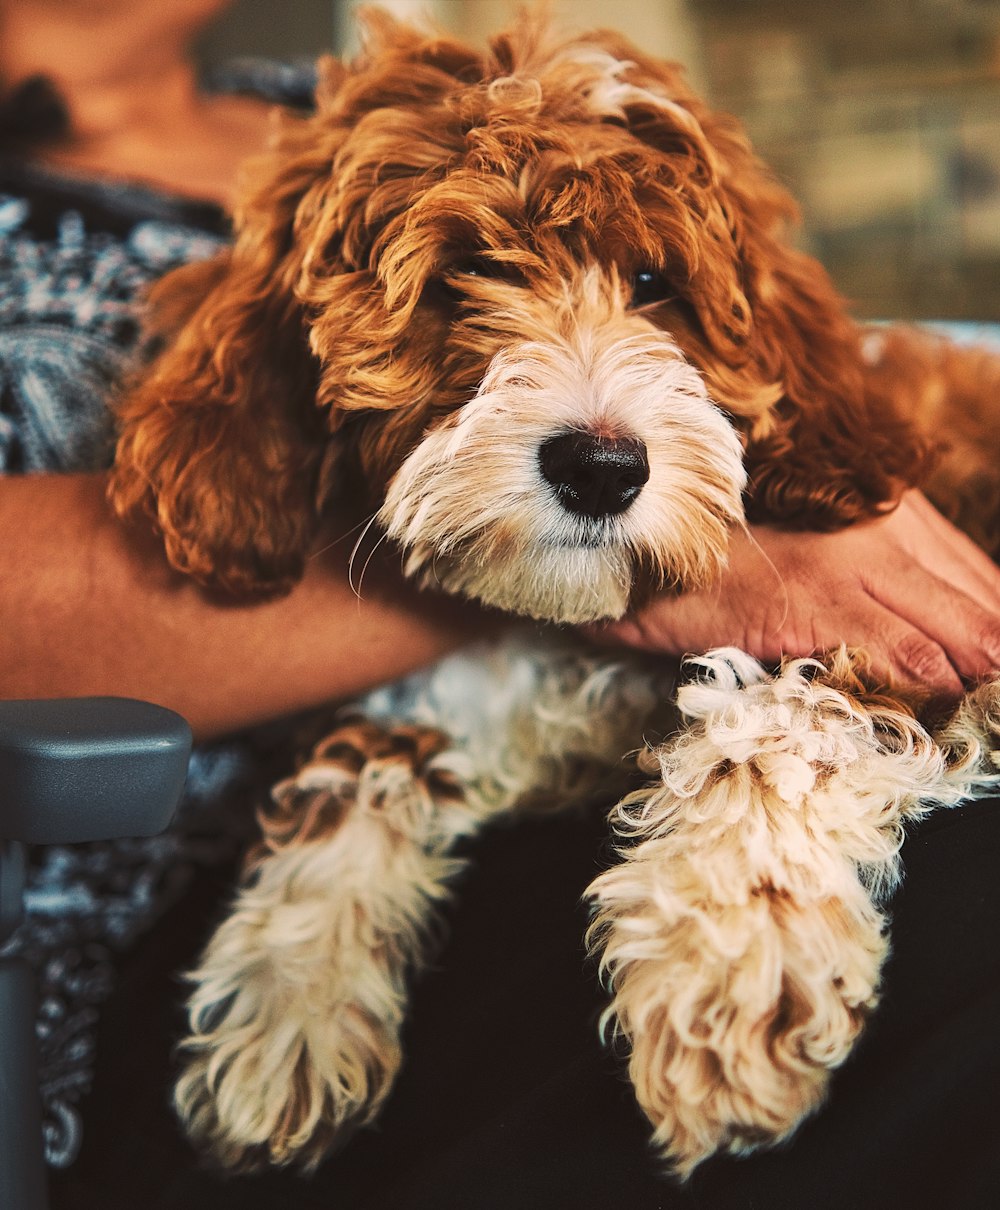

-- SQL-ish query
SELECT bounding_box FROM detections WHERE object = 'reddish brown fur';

[862,326,1000,560]
[253,720,455,856]
[110,10,985,599]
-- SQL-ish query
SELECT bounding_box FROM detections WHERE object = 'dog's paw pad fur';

[175,1020,383,1171]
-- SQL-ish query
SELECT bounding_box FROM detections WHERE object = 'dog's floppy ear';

[707,130,931,529]
[109,102,340,598]
[110,250,325,598]
[583,33,929,528]
[110,20,488,596]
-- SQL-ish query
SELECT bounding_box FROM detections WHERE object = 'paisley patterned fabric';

[0,165,262,1168]
[0,184,225,471]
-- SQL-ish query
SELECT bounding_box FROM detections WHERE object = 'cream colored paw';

[589,648,959,1176]
[175,719,471,1170]
[174,851,405,1170]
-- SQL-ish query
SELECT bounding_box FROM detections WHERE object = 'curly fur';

[174,633,677,1167]
[109,8,972,606]
[586,649,999,1175]
[108,7,1000,1180]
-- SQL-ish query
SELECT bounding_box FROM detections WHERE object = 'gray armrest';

[0,697,192,843]
[0,696,192,1210]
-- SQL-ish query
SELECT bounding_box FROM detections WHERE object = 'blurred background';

[195,0,1000,322]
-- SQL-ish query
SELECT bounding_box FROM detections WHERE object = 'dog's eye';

[630,269,675,308]
[451,257,505,280]
[433,257,519,306]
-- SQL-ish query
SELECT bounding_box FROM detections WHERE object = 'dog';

[108,9,1000,1177]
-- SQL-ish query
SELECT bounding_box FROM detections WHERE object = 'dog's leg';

[174,719,487,1171]
[176,633,673,1170]
[932,675,1000,788]
[587,648,982,1177]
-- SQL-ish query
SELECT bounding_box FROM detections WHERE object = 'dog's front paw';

[587,649,954,1176]
[936,674,1000,788]
[174,881,402,1171]
[588,823,885,1177]
[174,718,472,1170]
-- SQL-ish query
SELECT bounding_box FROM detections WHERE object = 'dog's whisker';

[310,513,383,562]
[352,528,392,603]
[347,513,384,599]
[428,546,447,590]
[741,520,790,635]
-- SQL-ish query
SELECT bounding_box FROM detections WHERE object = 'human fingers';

[902,491,1000,607]
[793,582,963,697]
[861,550,1000,684]
[591,582,965,697]
[854,623,964,697]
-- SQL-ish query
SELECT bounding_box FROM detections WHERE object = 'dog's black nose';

[538,431,649,519]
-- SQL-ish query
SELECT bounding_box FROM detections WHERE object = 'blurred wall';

[196,0,1000,321]
[690,0,1000,321]
[195,0,335,63]
[335,0,705,83]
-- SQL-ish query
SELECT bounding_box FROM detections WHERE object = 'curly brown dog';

[109,9,1000,1178]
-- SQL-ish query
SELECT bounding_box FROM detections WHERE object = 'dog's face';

[371,259,747,623]
[111,12,923,619]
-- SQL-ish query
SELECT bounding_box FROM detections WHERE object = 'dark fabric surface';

[0,158,230,242]
[49,794,1000,1210]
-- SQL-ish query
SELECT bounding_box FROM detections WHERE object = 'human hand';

[592,491,1000,698]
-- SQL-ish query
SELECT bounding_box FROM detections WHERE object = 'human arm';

[0,0,269,208]
[0,472,487,742]
[593,490,1000,699]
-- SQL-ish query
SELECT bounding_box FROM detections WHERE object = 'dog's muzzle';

[377,318,748,623]
[538,431,649,519]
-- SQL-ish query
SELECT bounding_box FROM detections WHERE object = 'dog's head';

[110,10,922,622]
